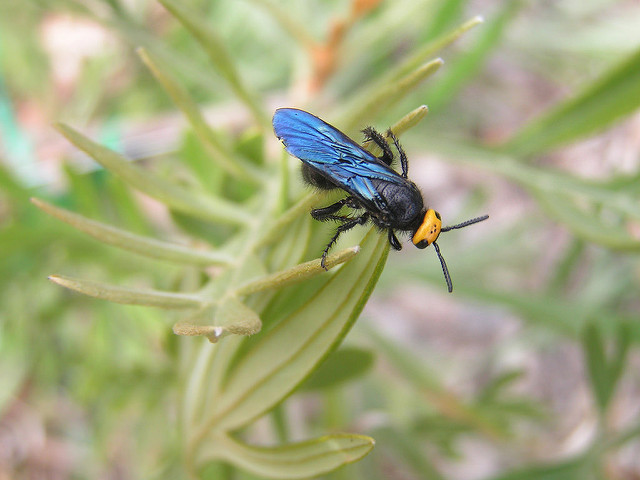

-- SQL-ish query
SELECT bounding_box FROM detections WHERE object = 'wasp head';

[412,209,442,249]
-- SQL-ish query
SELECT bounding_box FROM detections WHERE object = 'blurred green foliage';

[1,0,640,479]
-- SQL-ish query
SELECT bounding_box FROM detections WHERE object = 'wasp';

[272,108,488,292]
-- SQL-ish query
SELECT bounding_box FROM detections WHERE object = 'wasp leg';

[387,129,408,179]
[388,229,402,250]
[363,127,394,166]
[311,197,359,221]
[320,213,369,270]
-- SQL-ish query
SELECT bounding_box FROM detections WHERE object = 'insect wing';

[273,108,404,209]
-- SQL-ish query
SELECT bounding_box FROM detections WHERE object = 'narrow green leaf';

[103,174,154,235]
[607,323,631,395]
[426,139,640,221]
[547,238,585,293]
[49,274,206,309]
[0,164,30,202]
[532,189,640,251]
[583,323,611,412]
[504,45,640,156]
[478,370,525,403]
[198,433,374,479]
[374,427,446,480]
[55,123,252,227]
[137,48,263,185]
[158,0,268,128]
[179,131,225,196]
[334,16,482,128]
[363,105,429,157]
[265,213,311,271]
[389,105,430,136]
[0,339,28,415]
[236,246,359,296]
[426,0,521,112]
[196,228,388,434]
[341,58,444,131]
[32,198,234,266]
[395,15,484,81]
[299,346,375,391]
[366,326,505,440]
[365,325,444,392]
[422,0,468,41]
[485,456,593,480]
[419,272,639,340]
[385,57,445,100]
[583,322,631,414]
[260,191,334,248]
[606,422,640,450]
[248,0,315,49]
[63,164,103,219]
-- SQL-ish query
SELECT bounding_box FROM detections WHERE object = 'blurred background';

[1,0,640,479]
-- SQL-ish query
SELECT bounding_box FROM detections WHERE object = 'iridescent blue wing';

[273,108,404,211]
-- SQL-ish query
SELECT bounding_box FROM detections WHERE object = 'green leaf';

[504,45,640,156]
[374,427,446,480]
[49,274,206,309]
[178,131,225,196]
[158,0,268,128]
[422,0,467,41]
[395,15,484,81]
[341,58,444,132]
[477,370,525,403]
[299,346,375,391]
[198,433,374,479]
[137,47,263,185]
[366,325,506,440]
[336,15,483,127]
[196,228,388,433]
[608,323,631,395]
[103,174,154,235]
[0,336,28,415]
[584,323,609,412]
[424,139,640,251]
[55,123,252,227]
[0,164,30,203]
[583,322,631,413]
[426,0,521,112]
[259,191,334,248]
[248,0,315,49]
[363,105,430,157]
[389,105,430,136]
[174,297,262,343]
[63,164,103,219]
[32,198,234,266]
[264,214,312,272]
[484,457,594,480]
[236,246,359,296]
[532,190,640,251]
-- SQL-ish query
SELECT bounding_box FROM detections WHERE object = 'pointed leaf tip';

[198,433,375,479]
[48,274,205,308]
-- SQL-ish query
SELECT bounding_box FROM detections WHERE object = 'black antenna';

[441,214,489,233]
[433,241,453,293]
[435,214,489,292]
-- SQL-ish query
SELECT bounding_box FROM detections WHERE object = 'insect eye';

[415,240,429,249]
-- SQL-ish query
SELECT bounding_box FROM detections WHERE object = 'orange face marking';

[412,209,442,248]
